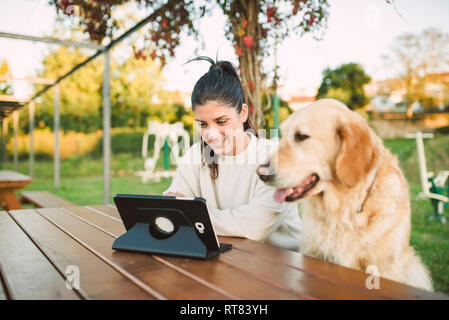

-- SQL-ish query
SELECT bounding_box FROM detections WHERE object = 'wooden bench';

[20,191,75,208]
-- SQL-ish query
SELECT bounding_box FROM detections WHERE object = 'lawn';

[2,135,449,295]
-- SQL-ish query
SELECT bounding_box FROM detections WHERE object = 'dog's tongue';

[274,187,292,203]
[274,176,315,203]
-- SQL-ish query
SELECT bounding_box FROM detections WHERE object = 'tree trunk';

[406,103,414,118]
[405,75,414,118]
[231,0,265,129]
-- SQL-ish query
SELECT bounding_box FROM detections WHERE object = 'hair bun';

[214,60,240,80]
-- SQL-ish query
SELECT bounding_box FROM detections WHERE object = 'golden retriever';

[257,98,433,291]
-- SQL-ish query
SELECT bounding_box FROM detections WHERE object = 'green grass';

[2,152,176,179]
[2,153,174,204]
[2,136,449,295]
[407,183,449,295]
[16,176,172,205]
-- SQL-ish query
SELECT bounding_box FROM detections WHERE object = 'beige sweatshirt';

[163,132,302,251]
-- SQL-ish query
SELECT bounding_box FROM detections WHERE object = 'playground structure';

[406,131,449,223]
[136,121,190,183]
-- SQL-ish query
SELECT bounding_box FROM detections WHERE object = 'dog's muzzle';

[256,161,276,183]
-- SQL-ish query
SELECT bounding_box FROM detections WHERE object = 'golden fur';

[266,98,433,291]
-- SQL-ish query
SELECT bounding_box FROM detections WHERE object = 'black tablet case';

[112,194,232,260]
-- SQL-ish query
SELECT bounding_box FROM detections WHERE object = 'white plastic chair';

[137,121,190,183]
[406,131,449,223]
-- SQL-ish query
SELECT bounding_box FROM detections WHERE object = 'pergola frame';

[0,78,56,181]
[0,14,154,204]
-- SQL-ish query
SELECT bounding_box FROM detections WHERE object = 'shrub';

[435,126,449,135]
[5,129,101,160]
[4,126,187,160]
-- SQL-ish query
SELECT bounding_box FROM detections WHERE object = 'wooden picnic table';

[0,170,32,211]
[0,204,447,300]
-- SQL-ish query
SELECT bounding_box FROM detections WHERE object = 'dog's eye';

[295,132,309,142]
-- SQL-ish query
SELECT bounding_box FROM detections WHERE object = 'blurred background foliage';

[28,45,181,133]
[5,33,290,160]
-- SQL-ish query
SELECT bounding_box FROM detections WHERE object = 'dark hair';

[186,56,258,180]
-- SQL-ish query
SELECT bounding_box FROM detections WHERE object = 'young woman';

[163,56,302,251]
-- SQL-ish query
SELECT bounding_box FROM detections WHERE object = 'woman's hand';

[164,192,185,197]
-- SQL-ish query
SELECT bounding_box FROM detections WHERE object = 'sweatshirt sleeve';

[208,177,292,242]
[162,165,196,197]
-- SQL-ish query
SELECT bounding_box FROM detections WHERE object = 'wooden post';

[2,118,7,166]
[1,118,5,168]
[103,51,111,204]
[13,110,18,171]
[54,85,60,187]
[29,100,35,176]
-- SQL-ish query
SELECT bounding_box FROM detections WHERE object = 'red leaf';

[234,44,244,57]
[267,6,276,22]
[261,28,268,38]
[308,15,315,26]
[243,36,254,49]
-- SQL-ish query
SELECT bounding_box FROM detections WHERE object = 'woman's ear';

[240,104,249,123]
[335,122,378,187]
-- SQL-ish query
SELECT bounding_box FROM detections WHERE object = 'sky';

[0,0,449,99]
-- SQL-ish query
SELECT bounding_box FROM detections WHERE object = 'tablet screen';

[113,194,220,251]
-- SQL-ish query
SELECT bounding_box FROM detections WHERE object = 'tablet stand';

[112,222,232,260]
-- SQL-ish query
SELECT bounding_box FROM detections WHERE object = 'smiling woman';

[187,56,258,179]
[162,56,302,251]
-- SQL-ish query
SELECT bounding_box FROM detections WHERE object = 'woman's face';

[194,101,249,156]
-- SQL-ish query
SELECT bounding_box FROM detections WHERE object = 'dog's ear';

[336,122,377,187]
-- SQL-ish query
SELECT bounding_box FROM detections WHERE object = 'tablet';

[113,194,223,252]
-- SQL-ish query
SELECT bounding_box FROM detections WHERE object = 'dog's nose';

[256,161,276,182]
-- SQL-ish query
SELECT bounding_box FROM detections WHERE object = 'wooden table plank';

[85,204,121,219]
[0,262,9,300]
[0,170,32,182]
[0,170,32,190]
[93,205,448,300]
[218,245,385,300]
[0,211,80,300]
[21,191,75,208]
[37,207,232,300]
[9,209,157,300]
[0,182,32,189]
[222,236,447,300]
[64,205,318,300]
[84,206,387,300]
[161,256,307,299]
[61,206,126,236]
[62,206,312,299]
